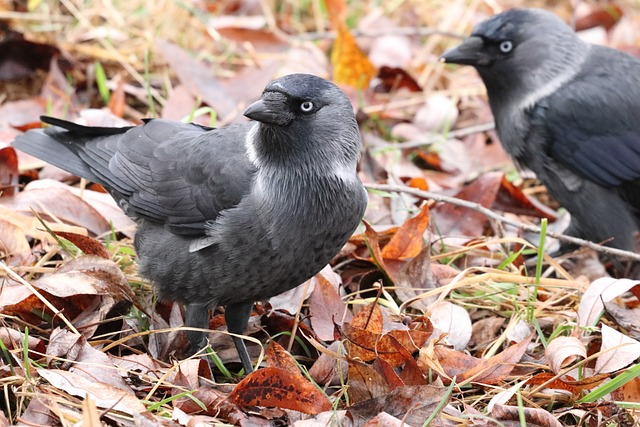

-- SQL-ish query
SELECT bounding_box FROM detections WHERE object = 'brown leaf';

[381,203,429,261]
[376,66,422,93]
[394,245,436,311]
[0,326,45,359]
[308,270,352,341]
[611,375,640,403]
[1,256,134,337]
[22,179,136,238]
[266,340,299,373]
[348,359,392,404]
[46,329,134,392]
[432,333,533,384]
[308,341,347,386]
[348,385,448,427]
[431,172,502,237]
[372,357,405,388]
[575,4,623,31]
[363,221,391,279]
[495,175,557,220]
[350,302,383,333]
[491,403,563,427]
[469,317,505,350]
[38,369,145,415]
[54,231,110,259]
[229,367,331,414]
[0,187,112,236]
[156,40,278,124]
[0,146,18,197]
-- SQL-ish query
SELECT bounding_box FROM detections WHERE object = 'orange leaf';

[331,24,376,90]
[381,203,430,260]
[323,0,346,31]
[265,341,299,373]
[229,367,331,414]
[350,302,383,333]
[526,372,580,396]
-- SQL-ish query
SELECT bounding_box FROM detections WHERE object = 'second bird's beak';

[440,36,491,66]
[244,95,292,126]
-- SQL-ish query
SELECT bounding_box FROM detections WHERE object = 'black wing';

[12,117,256,235]
[538,46,640,188]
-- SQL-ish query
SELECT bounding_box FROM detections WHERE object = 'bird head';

[243,74,361,171]
[440,9,590,106]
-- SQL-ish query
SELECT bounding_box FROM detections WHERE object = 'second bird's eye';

[300,101,314,113]
[499,40,513,53]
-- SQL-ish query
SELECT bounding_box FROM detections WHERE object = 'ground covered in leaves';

[0,0,639,426]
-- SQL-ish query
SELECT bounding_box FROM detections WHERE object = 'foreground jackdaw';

[12,73,368,372]
[441,8,640,251]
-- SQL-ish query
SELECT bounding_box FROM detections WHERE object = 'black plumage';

[12,73,368,372]
[441,8,640,251]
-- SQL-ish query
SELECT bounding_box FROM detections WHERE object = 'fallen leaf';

[308,266,352,341]
[595,324,640,373]
[348,385,448,427]
[491,403,563,427]
[0,146,18,197]
[430,301,472,351]
[266,340,299,372]
[546,336,586,374]
[331,25,376,90]
[38,369,145,415]
[381,203,429,261]
[431,333,533,385]
[578,278,640,327]
[54,231,110,259]
[347,359,391,404]
[229,367,331,414]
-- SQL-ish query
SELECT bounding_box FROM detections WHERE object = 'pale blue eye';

[500,40,513,53]
[300,101,314,112]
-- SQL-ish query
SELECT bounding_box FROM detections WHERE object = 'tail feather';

[11,116,131,183]
[12,129,100,181]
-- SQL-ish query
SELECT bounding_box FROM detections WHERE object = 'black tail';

[11,116,132,182]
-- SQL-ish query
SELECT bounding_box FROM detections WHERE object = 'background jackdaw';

[12,73,368,373]
[441,8,640,251]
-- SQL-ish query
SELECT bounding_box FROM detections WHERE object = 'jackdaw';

[12,73,368,373]
[441,8,640,251]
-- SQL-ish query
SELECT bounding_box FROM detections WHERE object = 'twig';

[0,11,73,22]
[378,122,495,150]
[364,183,640,261]
[295,27,466,41]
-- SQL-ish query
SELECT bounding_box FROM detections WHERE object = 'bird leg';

[224,301,255,373]
[184,302,211,355]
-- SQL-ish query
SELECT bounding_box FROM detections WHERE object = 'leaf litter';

[0,0,639,426]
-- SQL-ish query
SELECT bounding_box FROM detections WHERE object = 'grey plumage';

[12,73,368,372]
[441,8,640,251]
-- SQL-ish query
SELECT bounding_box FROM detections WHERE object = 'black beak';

[244,93,292,126]
[440,36,492,66]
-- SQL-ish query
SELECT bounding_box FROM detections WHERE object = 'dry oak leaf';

[229,367,331,414]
